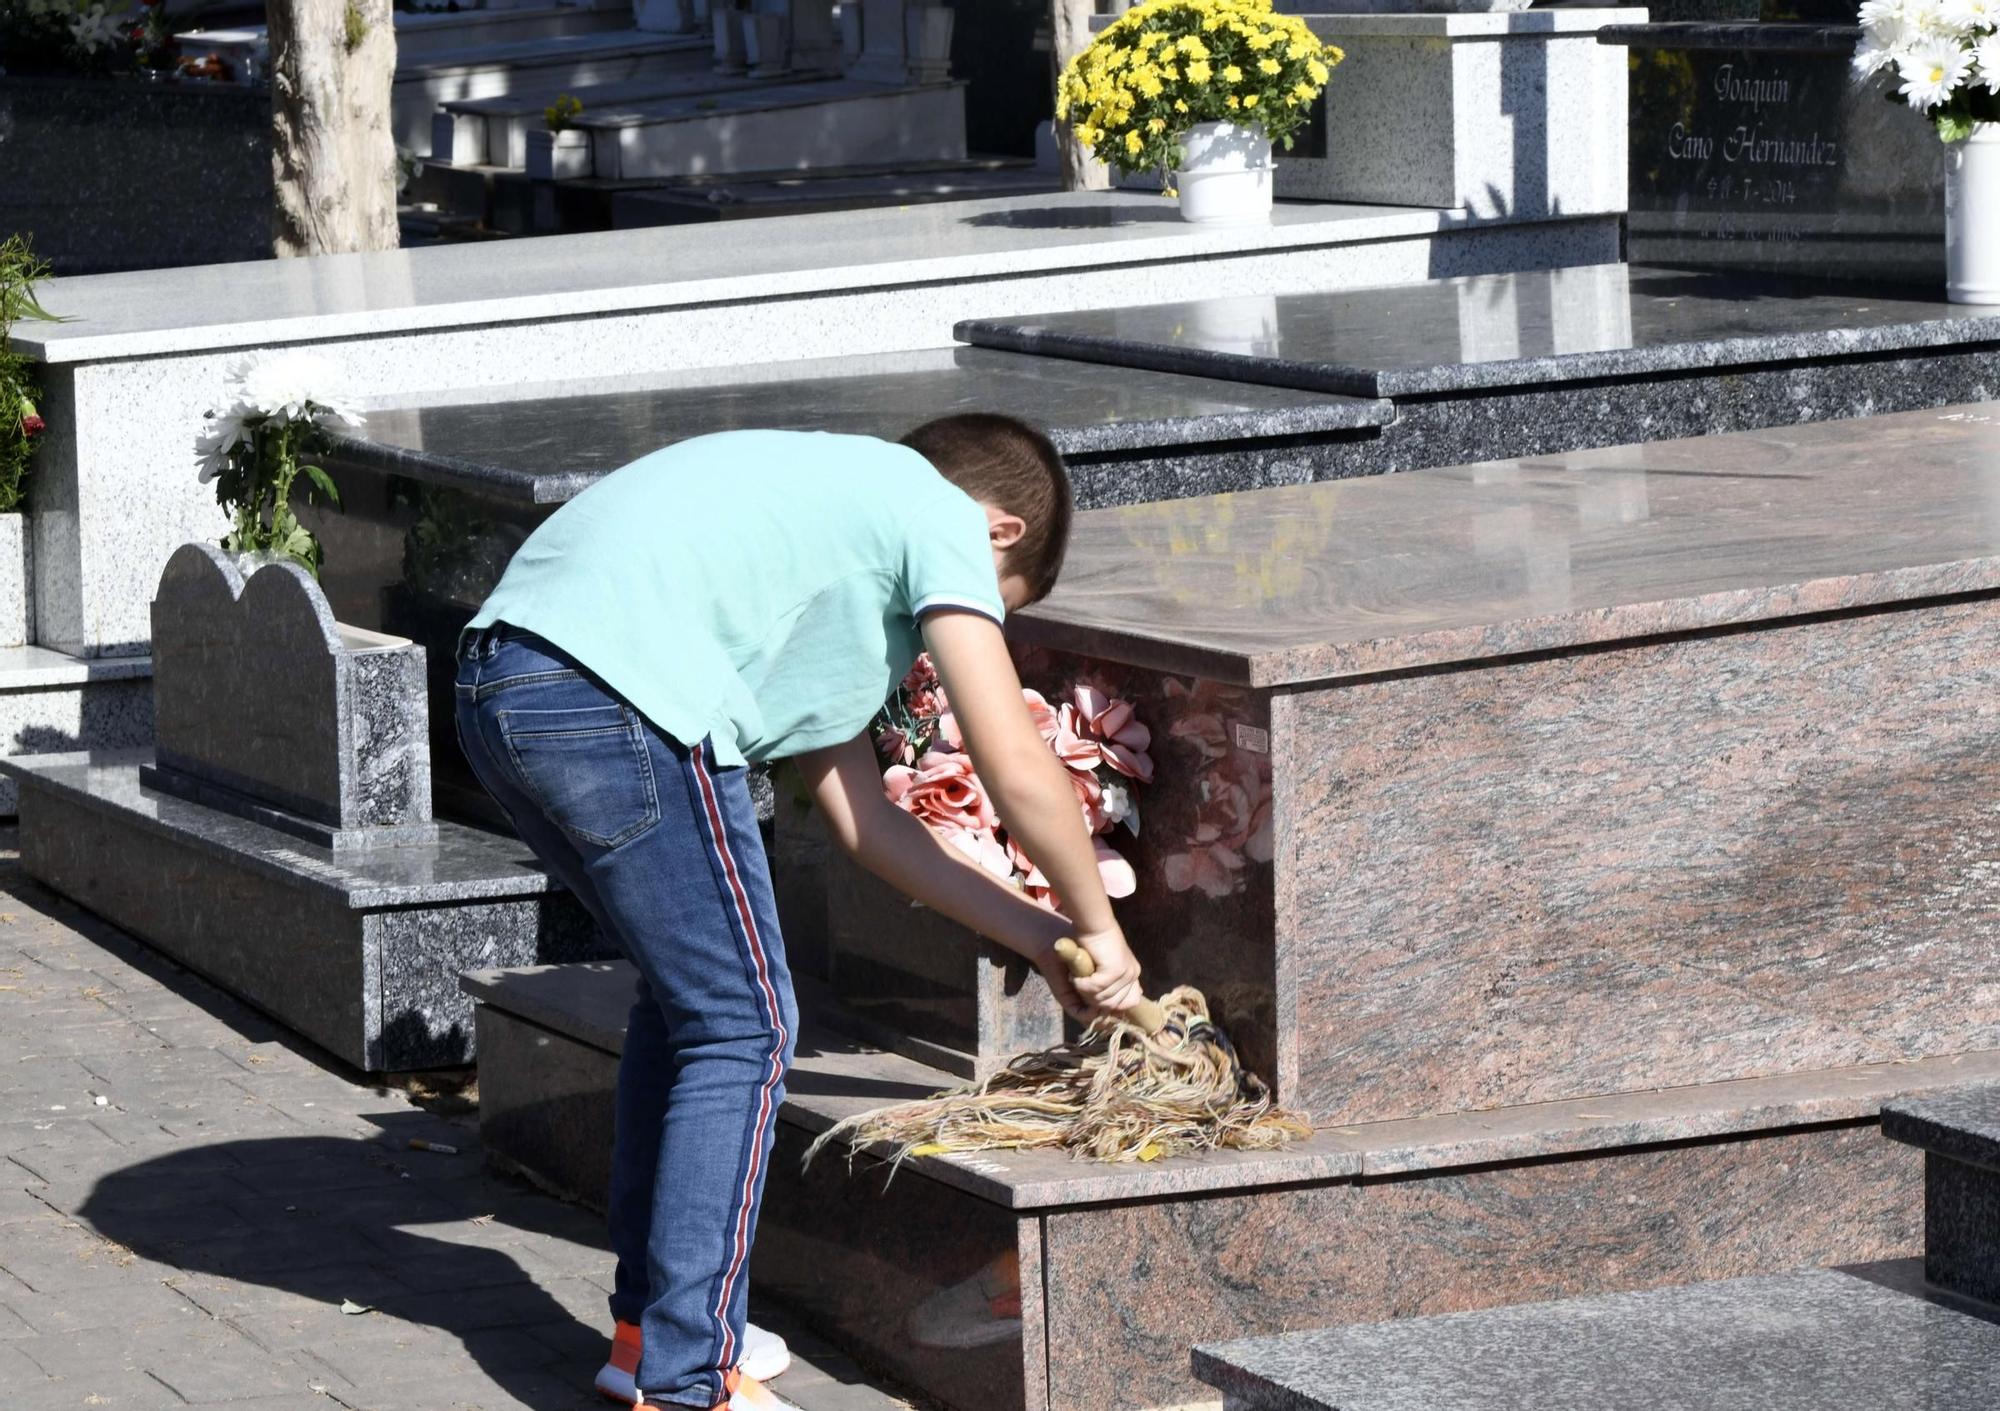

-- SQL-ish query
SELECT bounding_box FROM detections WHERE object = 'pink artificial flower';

[882,750,998,838]
[1069,765,1110,835]
[1163,843,1245,899]
[1009,836,1137,909]
[875,725,915,766]
[1060,685,1154,782]
[946,826,1016,881]
[938,687,1061,753]
[902,654,947,721]
[19,414,44,438]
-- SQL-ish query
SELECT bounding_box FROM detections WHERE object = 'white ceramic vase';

[1946,123,2000,305]
[1175,121,1274,225]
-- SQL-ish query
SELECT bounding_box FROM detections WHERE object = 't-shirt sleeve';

[903,487,1006,626]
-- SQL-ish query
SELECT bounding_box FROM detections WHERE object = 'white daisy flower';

[1899,35,1973,106]
[1941,0,1996,27]
[1976,32,2000,89]
[1858,0,1908,23]
[1854,16,1912,77]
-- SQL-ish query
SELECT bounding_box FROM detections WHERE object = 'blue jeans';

[454,627,797,1408]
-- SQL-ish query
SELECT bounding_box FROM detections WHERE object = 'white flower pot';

[1176,121,1273,225]
[1946,123,2000,305]
[526,128,590,181]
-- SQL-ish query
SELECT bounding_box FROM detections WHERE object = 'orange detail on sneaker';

[599,1321,794,1406]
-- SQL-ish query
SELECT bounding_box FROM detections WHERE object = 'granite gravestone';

[1617,22,1948,284]
[142,543,437,850]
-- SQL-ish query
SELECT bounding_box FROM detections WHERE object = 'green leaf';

[1938,112,1977,143]
[302,463,343,507]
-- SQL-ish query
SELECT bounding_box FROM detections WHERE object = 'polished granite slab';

[1012,403,2000,686]
[330,348,1391,507]
[1193,1269,2000,1411]
[19,192,1467,364]
[957,264,2000,397]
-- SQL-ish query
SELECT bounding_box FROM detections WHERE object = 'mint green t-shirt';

[467,429,1004,768]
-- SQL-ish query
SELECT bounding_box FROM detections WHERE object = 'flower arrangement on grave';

[1056,0,1341,221]
[1854,0,2000,138]
[0,0,178,76]
[544,94,585,132]
[1853,0,2000,302]
[195,351,361,577]
[0,236,60,517]
[872,654,1151,909]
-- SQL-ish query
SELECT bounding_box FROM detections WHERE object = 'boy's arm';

[794,629,1146,1018]
[923,608,1144,1014]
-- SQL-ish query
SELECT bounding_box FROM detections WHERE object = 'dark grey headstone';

[146,543,434,850]
[1614,22,1947,285]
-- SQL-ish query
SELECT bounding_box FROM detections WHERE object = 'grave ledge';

[0,749,559,909]
[461,960,2000,1212]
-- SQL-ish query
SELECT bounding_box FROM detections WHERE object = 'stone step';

[579,77,967,181]
[391,29,710,152]
[460,958,1994,1411]
[1192,1267,2000,1411]
[0,646,153,817]
[3,750,611,1071]
[431,66,780,169]
[957,262,2000,472]
[1883,1087,2000,1307]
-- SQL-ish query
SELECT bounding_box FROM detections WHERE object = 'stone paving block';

[1,1277,204,1337]
[169,1262,415,1321]
[0,1055,102,1103]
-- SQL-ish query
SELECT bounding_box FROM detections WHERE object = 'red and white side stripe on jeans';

[688,743,791,1389]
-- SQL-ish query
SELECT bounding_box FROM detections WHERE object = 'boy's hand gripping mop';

[812,940,1311,1165]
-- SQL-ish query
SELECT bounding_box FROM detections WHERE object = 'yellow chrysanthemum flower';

[1307,58,1330,82]
[1226,93,1240,107]
[1222,63,1242,82]
[1243,92,1260,107]
[1186,58,1212,82]
[1258,57,1281,74]
[1125,129,1144,155]
[1176,34,1208,57]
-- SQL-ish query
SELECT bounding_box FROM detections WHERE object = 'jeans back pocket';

[497,703,662,851]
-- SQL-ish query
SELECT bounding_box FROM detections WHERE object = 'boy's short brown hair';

[900,413,1073,604]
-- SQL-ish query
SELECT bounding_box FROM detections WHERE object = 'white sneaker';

[906,1253,1023,1350]
[598,1320,793,1405]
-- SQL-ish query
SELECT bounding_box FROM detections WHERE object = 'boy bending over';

[454,415,1146,1410]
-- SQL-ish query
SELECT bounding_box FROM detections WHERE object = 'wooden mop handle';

[1052,938,1169,1036]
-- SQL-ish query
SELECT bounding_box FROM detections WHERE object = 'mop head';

[809,985,1313,1166]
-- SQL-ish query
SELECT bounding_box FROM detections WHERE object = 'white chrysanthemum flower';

[1859,0,1907,24]
[235,350,362,427]
[1941,0,1996,28]
[1976,32,2000,89]
[194,352,362,483]
[1902,0,1959,34]
[1899,35,1973,105]
[1854,16,1912,76]
[66,4,119,51]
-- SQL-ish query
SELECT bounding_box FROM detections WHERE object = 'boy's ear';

[985,504,1027,552]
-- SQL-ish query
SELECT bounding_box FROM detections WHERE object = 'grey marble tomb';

[0,548,612,1072]
[957,263,2000,471]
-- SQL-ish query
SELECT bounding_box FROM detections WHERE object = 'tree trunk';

[1050,0,1110,192]
[269,0,400,257]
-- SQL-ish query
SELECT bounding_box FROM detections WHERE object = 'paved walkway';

[0,836,905,1411]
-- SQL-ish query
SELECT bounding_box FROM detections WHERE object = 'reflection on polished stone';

[1015,404,2000,685]
[330,346,1387,507]
[960,263,2000,395]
